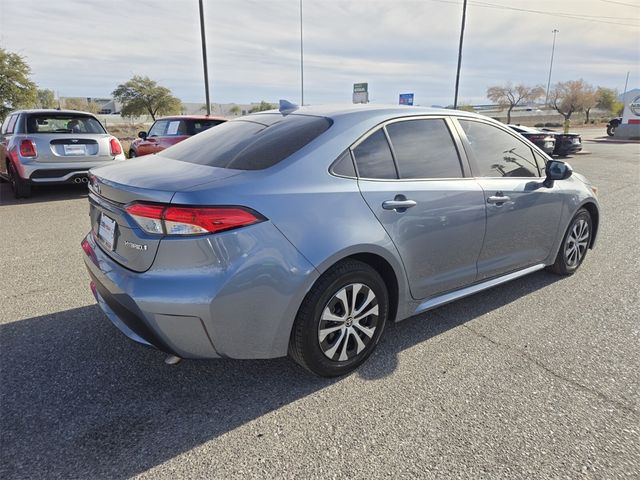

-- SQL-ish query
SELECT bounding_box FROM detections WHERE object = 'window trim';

[346,115,471,182]
[453,117,545,179]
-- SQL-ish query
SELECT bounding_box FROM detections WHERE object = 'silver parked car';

[0,109,126,198]
[82,104,599,377]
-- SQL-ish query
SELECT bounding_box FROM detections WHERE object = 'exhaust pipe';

[81,177,89,183]
[73,178,82,184]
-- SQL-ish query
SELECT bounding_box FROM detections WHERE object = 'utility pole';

[199,0,211,116]
[623,71,630,96]
[544,29,559,106]
[300,0,304,106]
[453,0,467,109]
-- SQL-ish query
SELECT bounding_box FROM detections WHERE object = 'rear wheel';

[606,125,615,137]
[128,149,137,158]
[289,260,388,377]
[7,162,31,199]
[547,209,592,275]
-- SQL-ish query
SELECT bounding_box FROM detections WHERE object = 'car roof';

[11,109,99,116]
[156,115,227,121]
[248,104,490,129]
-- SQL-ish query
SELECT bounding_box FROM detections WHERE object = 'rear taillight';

[19,139,37,157]
[125,203,264,236]
[109,137,122,156]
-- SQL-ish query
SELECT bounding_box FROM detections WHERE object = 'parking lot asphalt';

[1,133,638,479]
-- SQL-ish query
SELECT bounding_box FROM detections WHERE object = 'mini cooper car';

[82,104,599,377]
[0,110,125,198]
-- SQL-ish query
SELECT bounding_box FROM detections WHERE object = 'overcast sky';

[1,0,638,106]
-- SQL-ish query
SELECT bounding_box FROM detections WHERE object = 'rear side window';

[25,114,105,134]
[190,119,225,135]
[331,150,356,177]
[160,114,332,170]
[352,129,397,179]
[6,115,18,134]
[386,119,462,179]
[459,120,539,177]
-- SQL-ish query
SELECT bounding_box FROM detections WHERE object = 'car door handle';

[487,195,511,205]
[382,199,417,210]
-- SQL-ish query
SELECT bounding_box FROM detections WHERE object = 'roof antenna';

[279,99,299,116]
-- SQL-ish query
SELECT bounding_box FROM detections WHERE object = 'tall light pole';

[300,0,304,106]
[544,29,559,106]
[199,0,211,116]
[453,0,467,109]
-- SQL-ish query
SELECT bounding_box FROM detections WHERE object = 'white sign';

[621,90,640,125]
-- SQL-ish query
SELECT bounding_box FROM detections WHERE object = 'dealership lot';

[1,132,638,478]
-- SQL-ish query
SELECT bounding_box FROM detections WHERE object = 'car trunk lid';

[88,156,243,272]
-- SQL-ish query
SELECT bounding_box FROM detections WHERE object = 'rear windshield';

[26,114,106,134]
[159,113,332,170]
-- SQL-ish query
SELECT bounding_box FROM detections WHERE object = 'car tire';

[7,162,31,199]
[289,259,388,377]
[547,209,592,276]
[606,125,615,137]
[128,149,137,158]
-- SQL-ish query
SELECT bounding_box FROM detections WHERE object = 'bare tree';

[486,83,545,123]
[549,79,595,131]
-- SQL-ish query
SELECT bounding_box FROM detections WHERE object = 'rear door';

[456,118,564,280]
[355,117,486,300]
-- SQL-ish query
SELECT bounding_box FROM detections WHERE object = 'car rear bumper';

[81,222,318,360]
[555,144,582,156]
[14,157,126,183]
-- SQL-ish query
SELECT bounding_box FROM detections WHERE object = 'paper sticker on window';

[167,121,180,135]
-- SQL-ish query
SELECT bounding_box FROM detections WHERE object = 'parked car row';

[508,124,582,157]
[0,110,227,198]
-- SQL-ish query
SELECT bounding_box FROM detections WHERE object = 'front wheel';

[289,260,388,377]
[547,209,592,275]
[606,125,615,137]
[128,149,137,158]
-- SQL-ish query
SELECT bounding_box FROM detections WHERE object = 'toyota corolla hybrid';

[82,104,599,377]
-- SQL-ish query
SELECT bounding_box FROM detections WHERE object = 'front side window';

[352,129,397,179]
[25,114,105,134]
[385,119,462,179]
[148,120,168,137]
[459,120,539,177]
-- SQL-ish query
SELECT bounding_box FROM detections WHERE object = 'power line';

[599,0,640,8]
[428,0,640,27]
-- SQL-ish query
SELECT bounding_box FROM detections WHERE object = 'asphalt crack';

[452,319,638,417]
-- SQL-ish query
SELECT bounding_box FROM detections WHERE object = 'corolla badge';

[124,240,148,251]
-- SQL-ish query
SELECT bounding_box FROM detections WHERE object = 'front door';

[354,118,486,300]
[457,118,565,280]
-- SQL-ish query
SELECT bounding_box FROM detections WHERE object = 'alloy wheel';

[318,283,380,362]
[564,218,590,268]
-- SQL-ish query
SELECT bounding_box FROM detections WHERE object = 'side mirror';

[543,160,572,188]
[138,131,147,139]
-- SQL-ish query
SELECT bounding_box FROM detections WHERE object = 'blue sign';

[399,93,414,106]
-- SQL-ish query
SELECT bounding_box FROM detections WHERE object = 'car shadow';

[0,182,88,206]
[0,271,560,479]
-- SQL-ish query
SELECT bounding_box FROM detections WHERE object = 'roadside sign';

[399,93,414,106]
[353,83,369,104]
